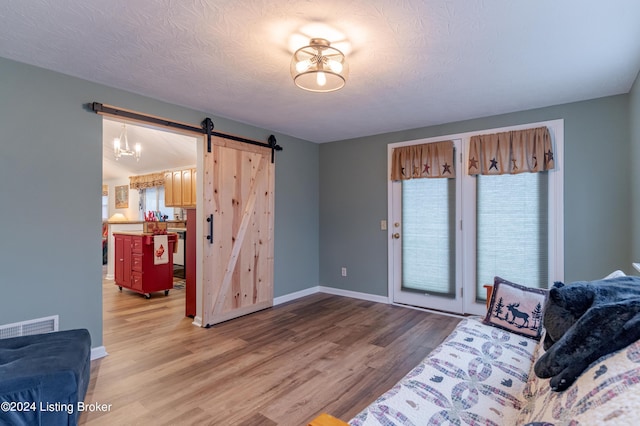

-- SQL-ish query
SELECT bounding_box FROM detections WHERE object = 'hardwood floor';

[80,279,460,425]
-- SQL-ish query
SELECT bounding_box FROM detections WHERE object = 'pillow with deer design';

[483,276,548,340]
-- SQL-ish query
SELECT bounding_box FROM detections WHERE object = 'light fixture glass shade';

[291,38,348,92]
[113,123,141,162]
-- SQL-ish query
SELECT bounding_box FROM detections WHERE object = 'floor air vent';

[0,315,59,339]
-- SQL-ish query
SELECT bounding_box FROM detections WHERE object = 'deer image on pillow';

[483,277,548,340]
[534,276,640,391]
[505,302,530,326]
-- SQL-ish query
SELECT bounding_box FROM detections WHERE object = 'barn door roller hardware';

[90,102,283,163]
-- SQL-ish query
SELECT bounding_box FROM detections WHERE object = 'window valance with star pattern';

[390,140,455,180]
[468,126,553,175]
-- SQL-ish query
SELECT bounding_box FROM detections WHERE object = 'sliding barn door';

[202,136,274,326]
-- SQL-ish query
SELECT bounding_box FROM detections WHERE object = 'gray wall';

[0,57,319,347]
[0,53,636,347]
[631,71,640,262]
[320,95,632,296]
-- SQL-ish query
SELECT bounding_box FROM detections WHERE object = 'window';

[102,194,109,221]
[140,187,173,220]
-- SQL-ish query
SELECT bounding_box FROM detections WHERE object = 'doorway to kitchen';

[97,103,282,330]
[101,118,199,316]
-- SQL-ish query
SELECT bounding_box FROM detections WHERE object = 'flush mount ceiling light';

[113,123,141,162]
[291,38,349,92]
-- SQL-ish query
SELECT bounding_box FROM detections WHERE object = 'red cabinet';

[185,209,196,317]
[113,232,177,299]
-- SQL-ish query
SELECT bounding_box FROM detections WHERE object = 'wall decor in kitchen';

[115,185,129,209]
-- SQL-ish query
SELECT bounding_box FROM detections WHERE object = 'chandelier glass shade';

[291,38,348,92]
[113,123,141,162]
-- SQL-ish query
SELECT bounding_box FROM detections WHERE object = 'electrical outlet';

[341,267,347,277]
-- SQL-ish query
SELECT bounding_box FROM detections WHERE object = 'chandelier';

[113,123,141,161]
[290,38,348,92]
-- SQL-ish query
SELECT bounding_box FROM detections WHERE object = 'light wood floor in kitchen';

[80,279,460,426]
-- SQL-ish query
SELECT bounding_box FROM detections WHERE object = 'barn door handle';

[206,214,213,244]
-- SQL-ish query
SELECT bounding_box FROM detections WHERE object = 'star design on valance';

[390,140,455,181]
[489,158,498,171]
[469,157,478,170]
[545,150,554,165]
[467,126,553,176]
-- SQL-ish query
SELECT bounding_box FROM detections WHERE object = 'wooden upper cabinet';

[182,169,193,207]
[164,168,196,208]
[164,171,174,206]
[190,168,197,207]
[172,171,182,206]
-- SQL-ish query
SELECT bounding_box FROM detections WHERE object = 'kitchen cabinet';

[172,170,182,206]
[164,168,196,208]
[164,170,182,206]
[181,169,192,207]
[113,234,132,287]
[113,232,177,299]
[190,169,197,206]
[163,171,173,205]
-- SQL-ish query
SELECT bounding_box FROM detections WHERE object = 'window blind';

[476,172,549,300]
[401,177,456,297]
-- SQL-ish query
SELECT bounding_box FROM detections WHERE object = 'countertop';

[112,231,178,237]
[107,220,185,227]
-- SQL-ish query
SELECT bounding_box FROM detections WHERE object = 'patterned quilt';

[349,318,640,426]
[516,336,640,425]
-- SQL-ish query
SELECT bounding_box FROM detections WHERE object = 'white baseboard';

[273,285,389,305]
[91,346,108,360]
[274,286,320,305]
[319,286,389,304]
[391,302,467,319]
[192,316,203,327]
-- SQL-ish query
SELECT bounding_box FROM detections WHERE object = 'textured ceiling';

[1,0,640,144]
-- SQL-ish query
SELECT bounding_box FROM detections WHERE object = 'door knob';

[392,233,400,239]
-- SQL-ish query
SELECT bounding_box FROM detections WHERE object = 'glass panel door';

[390,141,462,313]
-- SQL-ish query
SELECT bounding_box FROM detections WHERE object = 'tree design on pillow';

[531,303,543,329]
[493,297,506,319]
